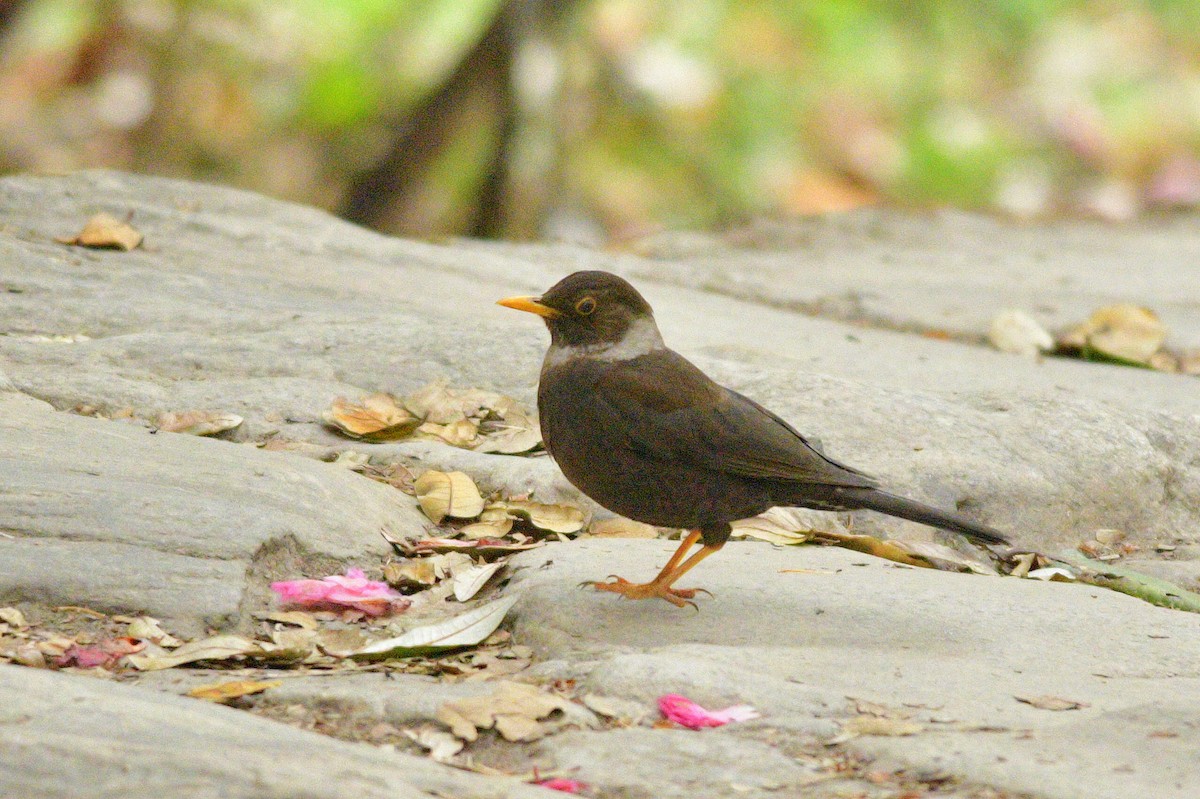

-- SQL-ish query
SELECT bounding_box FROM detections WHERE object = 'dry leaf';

[353,594,520,659]
[323,394,421,441]
[581,694,650,724]
[436,681,572,742]
[490,500,586,534]
[0,608,26,627]
[415,419,479,448]
[1064,304,1166,365]
[813,530,931,568]
[889,540,997,574]
[404,726,464,763]
[260,610,320,630]
[414,471,485,524]
[1026,567,1076,582]
[1015,694,1089,711]
[989,310,1053,357]
[384,559,439,590]
[586,517,660,538]
[157,410,243,436]
[452,562,504,602]
[332,450,371,470]
[403,379,501,425]
[829,715,924,743]
[126,634,265,671]
[730,507,824,545]
[401,537,543,559]
[58,212,143,250]
[460,517,514,539]
[188,680,282,703]
[125,616,182,648]
[473,399,542,455]
[314,628,368,658]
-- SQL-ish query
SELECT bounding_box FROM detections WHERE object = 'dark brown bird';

[499,270,1008,607]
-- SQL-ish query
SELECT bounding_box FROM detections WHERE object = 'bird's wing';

[594,350,877,488]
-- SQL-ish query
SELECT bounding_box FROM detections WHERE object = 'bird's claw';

[582,574,708,609]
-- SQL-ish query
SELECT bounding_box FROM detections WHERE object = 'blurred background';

[2,0,1199,243]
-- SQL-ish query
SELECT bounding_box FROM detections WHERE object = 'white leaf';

[452,562,504,602]
[354,594,519,658]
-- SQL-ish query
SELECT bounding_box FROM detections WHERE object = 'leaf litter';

[323,379,541,454]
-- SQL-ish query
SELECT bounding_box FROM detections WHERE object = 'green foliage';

[1,0,1198,237]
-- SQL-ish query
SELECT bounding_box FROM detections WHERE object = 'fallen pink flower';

[536,778,586,793]
[270,568,409,616]
[658,694,760,729]
[56,637,144,669]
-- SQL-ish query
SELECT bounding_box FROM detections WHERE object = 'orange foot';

[583,575,709,609]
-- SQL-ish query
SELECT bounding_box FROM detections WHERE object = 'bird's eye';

[575,296,597,315]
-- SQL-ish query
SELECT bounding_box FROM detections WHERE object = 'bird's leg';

[587,530,722,608]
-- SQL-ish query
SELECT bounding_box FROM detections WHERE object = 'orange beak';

[497,295,561,319]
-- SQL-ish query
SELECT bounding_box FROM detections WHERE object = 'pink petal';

[271,568,407,615]
[536,778,586,793]
[658,694,760,729]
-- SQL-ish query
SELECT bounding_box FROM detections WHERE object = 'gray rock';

[507,539,1200,799]
[0,390,422,635]
[3,170,1200,799]
[0,665,547,799]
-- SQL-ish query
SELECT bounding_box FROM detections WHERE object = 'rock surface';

[1,170,1198,798]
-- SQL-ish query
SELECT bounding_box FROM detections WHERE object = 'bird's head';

[498,270,658,350]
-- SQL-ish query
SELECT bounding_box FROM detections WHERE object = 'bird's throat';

[545,315,666,368]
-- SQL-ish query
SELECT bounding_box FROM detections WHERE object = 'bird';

[498,270,1009,607]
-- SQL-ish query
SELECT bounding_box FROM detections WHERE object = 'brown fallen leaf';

[488,500,586,534]
[436,682,573,742]
[157,410,243,436]
[415,419,479,448]
[585,517,660,539]
[125,616,182,648]
[1061,304,1166,366]
[414,470,486,525]
[57,212,143,251]
[827,715,924,744]
[323,394,421,441]
[1015,694,1089,711]
[188,679,282,703]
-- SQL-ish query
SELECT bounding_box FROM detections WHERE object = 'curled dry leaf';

[188,679,282,703]
[832,715,925,741]
[57,212,143,251]
[403,537,543,560]
[1062,304,1166,366]
[353,594,520,659]
[489,500,586,534]
[1026,567,1076,582]
[1015,694,1089,711]
[460,516,514,539]
[157,411,243,436]
[452,562,505,602]
[323,394,421,441]
[414,470,486,524]
[125,616,182,648]
[989,310,1054,358]
[813,530,932,568]
[436,681,573,742]
[586,517,660,538]
[730,507,829,545]
[404,726,465,763]
[415,419,479,448]
[126,634,266,671]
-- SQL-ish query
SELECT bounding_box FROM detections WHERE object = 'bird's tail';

[844,488,1009,546]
